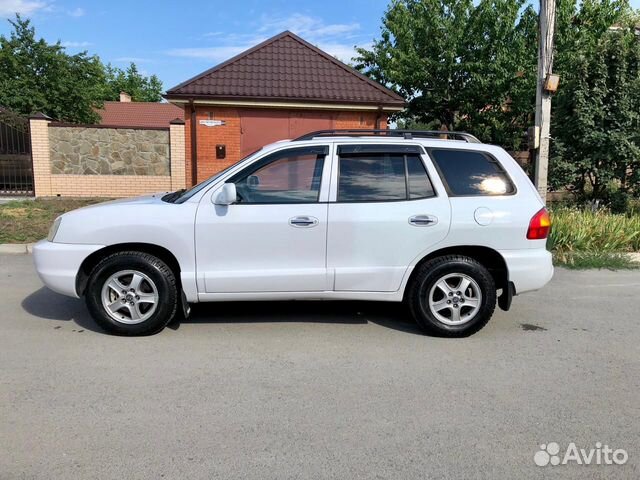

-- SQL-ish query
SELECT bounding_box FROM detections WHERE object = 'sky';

[0,0,390,91]
[1,0,639,93]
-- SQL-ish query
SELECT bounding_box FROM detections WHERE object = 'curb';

[0,243,36,255]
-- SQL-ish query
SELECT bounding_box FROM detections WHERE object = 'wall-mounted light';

[544,73,560,93]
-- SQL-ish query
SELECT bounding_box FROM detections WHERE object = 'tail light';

[527,208,551,240]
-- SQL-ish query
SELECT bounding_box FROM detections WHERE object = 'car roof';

[256,129,499,154]
[261,135,496,153]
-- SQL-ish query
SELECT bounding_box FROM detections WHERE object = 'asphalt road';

[1,253,638,480]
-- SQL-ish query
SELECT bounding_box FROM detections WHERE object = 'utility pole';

[533,0,557,203]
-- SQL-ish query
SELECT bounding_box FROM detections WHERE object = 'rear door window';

[337,146,435,202]
[429,149,515,196]
[339,155,406,201]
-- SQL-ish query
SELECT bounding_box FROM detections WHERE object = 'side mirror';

[247,175,260,189]
[214,183,237,205]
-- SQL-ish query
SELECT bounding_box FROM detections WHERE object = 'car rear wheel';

[407,255,496,337]
[85,251,178,336]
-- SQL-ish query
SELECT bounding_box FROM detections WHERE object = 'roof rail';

[292,129,481,143]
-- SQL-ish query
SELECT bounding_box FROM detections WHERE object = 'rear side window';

[338,150,435,202]
[429,149,515,196]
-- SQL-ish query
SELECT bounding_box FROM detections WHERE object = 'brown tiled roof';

[165,31,405,108]
[96,102,184,128]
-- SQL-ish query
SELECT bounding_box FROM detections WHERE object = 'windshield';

[173,149,262,203]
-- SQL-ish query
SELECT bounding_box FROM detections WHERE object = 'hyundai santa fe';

[33,129,553,336]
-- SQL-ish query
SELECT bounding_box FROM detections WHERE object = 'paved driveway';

[1,253,638,479]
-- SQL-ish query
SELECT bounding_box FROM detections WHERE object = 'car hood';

[69,192,169,213]
[51,191,197,245]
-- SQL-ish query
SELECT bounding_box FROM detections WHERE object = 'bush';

[548,207,640,264]
[606,190,631,214]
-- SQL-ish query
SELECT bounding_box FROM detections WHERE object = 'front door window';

[230,146,328,203]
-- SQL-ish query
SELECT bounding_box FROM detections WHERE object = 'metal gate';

[239,109,335,157]
[0,106,33,196]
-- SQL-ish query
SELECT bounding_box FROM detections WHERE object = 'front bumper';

[32,240,105,298]
[499,248,554,295]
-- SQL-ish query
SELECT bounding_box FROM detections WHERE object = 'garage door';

[240,110,335,156]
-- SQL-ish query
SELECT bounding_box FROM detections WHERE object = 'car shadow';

[21,287,106,333]
[22,287,424,336]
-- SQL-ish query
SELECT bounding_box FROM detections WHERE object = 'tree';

[0,15,105,123]
[355,0,538,150]
[0,15,165,123]
[104,63,163,102]
[550,7,640,202]
[358,0,640,203]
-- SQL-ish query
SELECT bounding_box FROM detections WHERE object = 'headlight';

[47,216,62,242]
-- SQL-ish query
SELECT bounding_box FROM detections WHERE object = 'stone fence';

[29,115,185,198]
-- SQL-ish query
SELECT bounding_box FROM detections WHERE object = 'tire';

[85,251,178,336]
[407,255,496,337]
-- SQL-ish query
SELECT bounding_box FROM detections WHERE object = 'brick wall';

[334,111,388,129]
[184,106,388,186]
[185,107,241,185]
[29,116,52,197]
[169,121,186,190]
[30,116,186,198]
[48,175,172,197]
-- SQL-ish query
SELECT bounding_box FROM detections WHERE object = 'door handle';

[289,216,319,228]
[409,215,438,226]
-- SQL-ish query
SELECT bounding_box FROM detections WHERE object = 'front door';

[195,145,331,293]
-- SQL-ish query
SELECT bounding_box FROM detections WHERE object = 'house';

[96,92,184,128]
[164,31,405,185]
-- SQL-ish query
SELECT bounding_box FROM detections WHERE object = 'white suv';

[33,130,553,337]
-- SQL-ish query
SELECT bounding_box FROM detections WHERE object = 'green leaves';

[0,15,163,124]
[0,15,105,123]
[359,0,640,201]
[356,0,536,149]
[103,63,163,103]
[551,4,640,200]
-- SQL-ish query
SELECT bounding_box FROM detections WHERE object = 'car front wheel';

[407,255,496,337]
[85,251,178,336]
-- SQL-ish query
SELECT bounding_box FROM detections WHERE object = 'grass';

[0,198,105,243]
[554,252,639,270]
[549,207,640,269]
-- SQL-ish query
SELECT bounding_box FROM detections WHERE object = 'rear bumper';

[499,248,554,294]
[32,240,104,298]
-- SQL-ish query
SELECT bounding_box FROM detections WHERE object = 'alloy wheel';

[101,270,159,324]
[428,273,482,325]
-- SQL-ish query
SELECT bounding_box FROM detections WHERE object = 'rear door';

[327,144,451,292]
